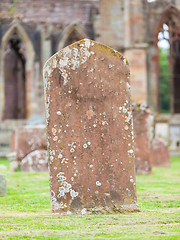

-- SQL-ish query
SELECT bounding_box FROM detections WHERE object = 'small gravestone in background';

[12,125,47,166]
[0,174,6,196]
[133,104,154,174]
[151,138,170,167]
[21,150,48,172]
[43,39,139,214]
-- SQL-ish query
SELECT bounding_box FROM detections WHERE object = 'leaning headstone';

[21,150,48,172]
[0,174,6,196]
[43,39,139,214]
[151,138,170,167]
[133,104,154,174]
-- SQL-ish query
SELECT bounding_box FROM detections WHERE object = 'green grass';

[0,157,179,239]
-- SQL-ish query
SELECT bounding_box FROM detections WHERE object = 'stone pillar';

[41,26,52,66]
[124,47,148,104]
[100,0,125,48]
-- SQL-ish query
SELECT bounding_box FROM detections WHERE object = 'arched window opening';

[58,24,87,50]
[171,21,180,113]
[158,23,170,113]
[3,30,26,119]
[157,15,180,114]
[64,29,85,48]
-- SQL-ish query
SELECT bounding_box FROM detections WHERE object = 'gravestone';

[21,150,48,172]
[151,138,170,167]
[12,125,47,164]
[0,174,6,196]
[43,39,139,214]
[133,104,153,174]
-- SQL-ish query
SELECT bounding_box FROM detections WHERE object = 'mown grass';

[0,157,179,239]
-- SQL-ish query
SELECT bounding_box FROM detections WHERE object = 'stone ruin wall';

[0,0,179,154]
[0,0,179,121]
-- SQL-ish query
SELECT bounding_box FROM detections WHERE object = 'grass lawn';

[0,156,179,239]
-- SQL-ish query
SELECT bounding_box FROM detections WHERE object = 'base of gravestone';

[51,203,140,215]
[51,202,140,215]
[0,174,7,196]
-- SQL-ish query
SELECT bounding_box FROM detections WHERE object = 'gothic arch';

[58,23,88,50]
[154,6,180,39]
[0,21,35,120]
[148,6,180,114]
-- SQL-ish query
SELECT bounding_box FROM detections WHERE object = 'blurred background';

[0,0,180,158]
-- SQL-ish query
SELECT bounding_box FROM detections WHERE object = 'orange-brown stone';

[43,39,139,214]
[13,125,47,163]
[21,150,48,172]
[133,105,153,174]
[151,138,170,168]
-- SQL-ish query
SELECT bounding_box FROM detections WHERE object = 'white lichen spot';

[53,136,58,141]
[124,125,129,130]
[88,142,91,145]
[70,189,79,199]
[126,82,131,91]
[96,181,101,186]
[105,193,110,196]
[128,149,134,155]
[123,108,127,113]
[109,64,115,69]
[52,128,57,135]
[57,111,61,115]
[102,121,108,126]
[70,148,75,153]
[84,39,91,48]
[90,164,93,168]
[81,208,87,215]
[123,58,127,65]
[83,144,88,149]
[58,154,63,159]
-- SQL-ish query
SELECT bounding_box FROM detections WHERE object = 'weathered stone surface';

[7,152,18,172]
[21,150,48,172]
[151,138,170,167]
[0,174,6,196]
[12,125,47,163]
[133,104,154,174]
[43,39,139,214]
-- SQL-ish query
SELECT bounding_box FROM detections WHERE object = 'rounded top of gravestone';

[26,114,45,126]
[43,38,130,100]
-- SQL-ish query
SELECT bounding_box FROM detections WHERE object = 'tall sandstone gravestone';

[43,39,139,214]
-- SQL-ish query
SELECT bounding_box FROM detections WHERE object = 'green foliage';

[8,0,17,13]
[0,157,180,239]
[159,47,170,113]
